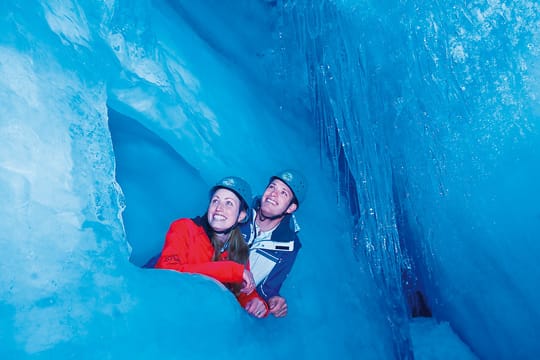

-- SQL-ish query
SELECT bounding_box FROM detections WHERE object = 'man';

[241,169,307,318]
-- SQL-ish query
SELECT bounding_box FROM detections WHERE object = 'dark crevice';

[393,177,433,319]
[107,106,208,266]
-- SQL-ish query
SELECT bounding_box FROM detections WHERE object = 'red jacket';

[155,218,268,315]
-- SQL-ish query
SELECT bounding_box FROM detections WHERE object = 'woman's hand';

[245,298,268,318]
[241,269,255,294]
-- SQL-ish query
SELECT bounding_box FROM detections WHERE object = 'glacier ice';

[1,1,392,359]
[2,0,540,359]
[274,0,540,359]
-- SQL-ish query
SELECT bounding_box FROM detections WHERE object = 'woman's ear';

[237,210,247,223]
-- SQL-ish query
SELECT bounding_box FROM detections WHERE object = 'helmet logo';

[282,172,293,182]
[271,169,307,205]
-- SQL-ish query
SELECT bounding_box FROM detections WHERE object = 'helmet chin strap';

[212,210,243,235]
[258,199,294,222]
[258,210,286,222]
[213,226,235,235]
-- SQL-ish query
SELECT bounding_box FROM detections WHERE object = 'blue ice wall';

[0,1,395,359]
[2,0,539,359]
[272,1,540,359]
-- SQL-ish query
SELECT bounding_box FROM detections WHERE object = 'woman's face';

[207,188,246,232]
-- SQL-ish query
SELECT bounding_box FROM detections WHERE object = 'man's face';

[260,179,297,218]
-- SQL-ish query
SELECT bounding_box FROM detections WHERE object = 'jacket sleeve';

[163,261,245,284]
[236,257,269,317]
[257,249,299,301]
[155,219,245,284]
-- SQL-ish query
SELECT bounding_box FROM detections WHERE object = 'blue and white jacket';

[240,198,302,301]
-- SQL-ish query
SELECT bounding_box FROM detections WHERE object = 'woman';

[153,176,268,318]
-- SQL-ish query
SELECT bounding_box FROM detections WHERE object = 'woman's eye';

[226,200,233,207]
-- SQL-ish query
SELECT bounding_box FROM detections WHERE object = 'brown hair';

[199,211,249,295]
[209,228,247,263]
[210,227,249,295]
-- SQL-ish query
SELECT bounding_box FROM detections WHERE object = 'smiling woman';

[150,176,270,318]
[207,188,246,233]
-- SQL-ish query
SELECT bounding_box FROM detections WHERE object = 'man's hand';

[268,296,288,318]
[245,298,267,318]
[241,269,255,294]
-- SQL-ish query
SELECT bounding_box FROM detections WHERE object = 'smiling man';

[241,170,307,318]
